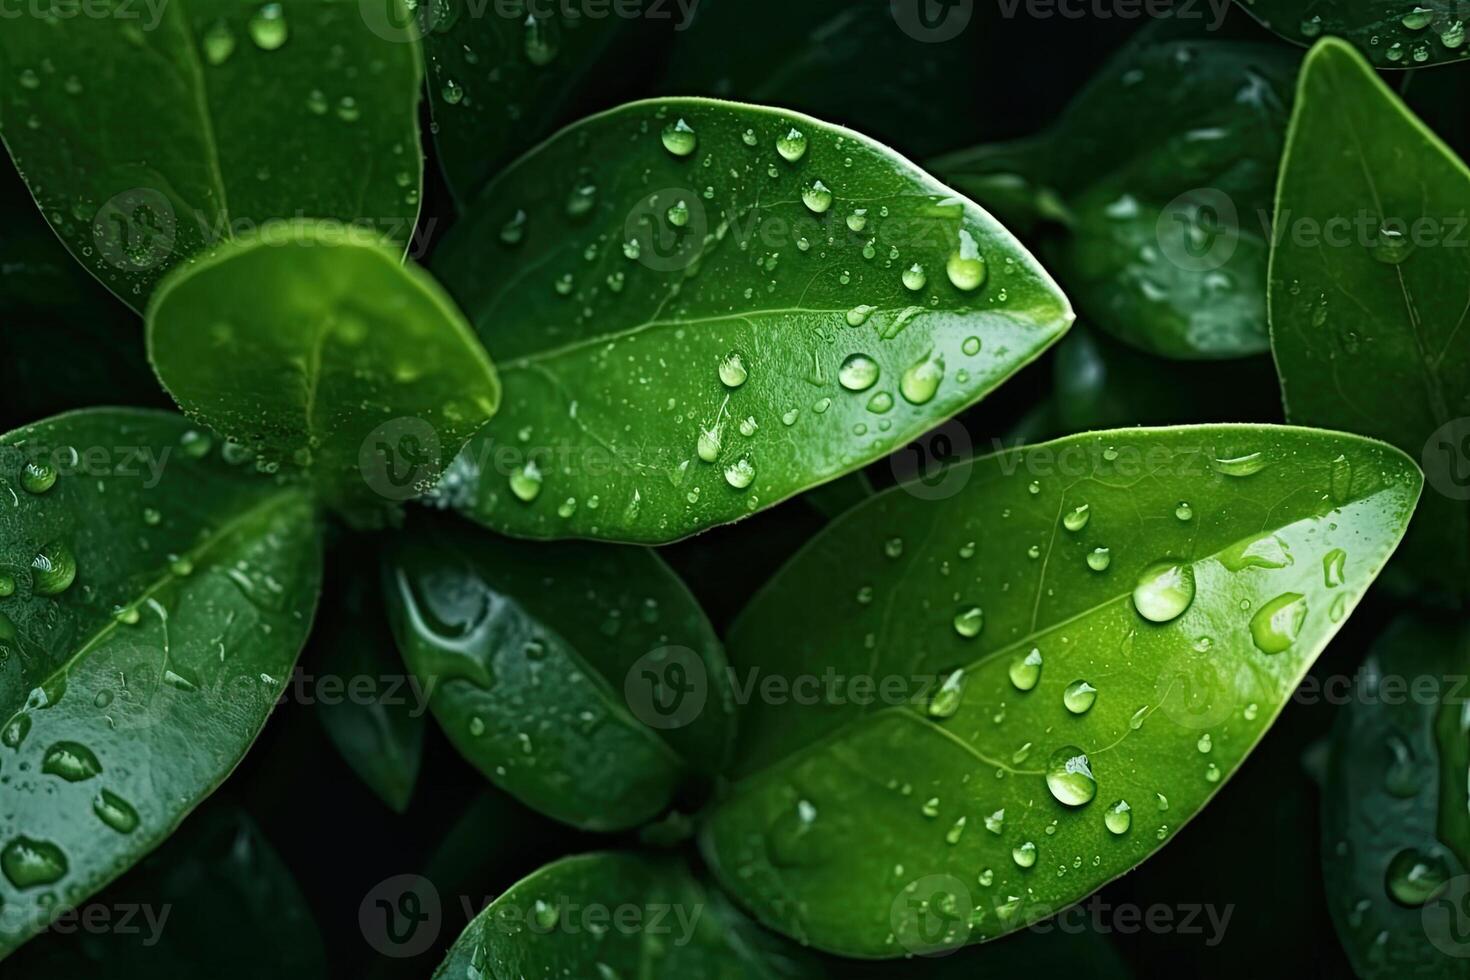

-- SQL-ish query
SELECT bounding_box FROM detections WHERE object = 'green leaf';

[0,0,424,310]
[0,409,322,959]
[803,471,874,522]
[312,540,424,814]
[423,0,636,205]
[384,512,734,831]
[146,221,500,527]
[434,851,823,979]
[432,98,1073,544]
[934,31,1296,359]
[5,803,326,977]
[1236,1,1470,70]
[701,424,1421,957]
[1321,614,1470,978]
[1268,38,1470,600]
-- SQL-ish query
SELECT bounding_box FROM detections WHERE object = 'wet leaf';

[1237,0,1470,70]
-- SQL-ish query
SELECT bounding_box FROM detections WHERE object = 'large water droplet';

[1087,547,1111,572]
[1220,533,1292,571]
[31,540,77,596]
[952,606,983,638]
[1063,680,1097,715]
[838,353,879,391]
[1009,648,1043,691]
[719,352,748,388]
[1104,799,1131,834]
[21,460,57,494]
[1249,592,1307,654]
[1063,504,1090,532]
[776,128,808,162]
[1046,746,1097,806]
[801,180,833,214]
[1,836,67,888]
[41,741,101,782]
[1132,561,1195,623]
[248,3,288,51]
[93,789,139,833]
[660,118,697,157]
[1012,841,1037,868]
[901,263,928,292]
[724,457,755,489]
[1385,848,1451,907]
[899,351,944,405]
[508,462,543,503]
[945,230,987,291]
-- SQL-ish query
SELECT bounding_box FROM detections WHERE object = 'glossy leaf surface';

[702,425,1420,957]
[384,513,734,831]
[0,0,424,309]
[1238,0,1470,69]
[1269,38,1470,600]
[1321,614,1470,979]
[146,222,500,527]
[0,409,321,958]
[936,31,1296,359]
[433,97,1072,543]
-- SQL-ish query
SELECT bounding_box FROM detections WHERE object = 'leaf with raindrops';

[1269,38,1470,602]
[146,221,500,528]
[934,26,1297,359]
[431,98,1074,544]
[0,0,424,311]
[1237,0,1470,69]
[701,425,1420,957]
[1320,614,1470,979]
[0,409,322,958]
[384,511,735,832]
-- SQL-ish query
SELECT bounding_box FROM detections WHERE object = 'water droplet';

[1,836,67,889]
[801,180,833,214]
[248,3,288,51]
[846,304,876,327]
[509,461,543,503]
[180,430,212,459]
[921,797,940,818]
[1063,680,1097,715]
[845,209,869,233]
[781,408,799,426]
[31,541,77,596]
[1249,593,1308,654]
[93,789,139,833]
[2,714,32,748]
[838,353,879,391]
[1197,733,1213,754]
[1046,746,1097,806]
[1205,762,1221,783]
[499,209,528,246]
[952,607,983,639]
[978,867,994,886]
[1132,561,1195,623]
[1212,452,1266,477]
[1174,501,1193,521]
[1104,800,1132,834]
[719,352,748,387]
[1385,848,1450,907]
[1086,547,1112,572]
[1219,533,1292,571]
[1300,13,1323,36]
[946,230,987,291]
[901,263,928,291]
[336,96,361,123]
[984,809,1005,834]
[884,537,904,559]
[523,13,561,65]
[202,20,237,64]
[899,351,944,405]
[776,128,808,162]
[1063,504,1090,532]
[866,391,894,413]
[660,118,697,157]
[696,424,722,463]
[20,460,57,494]
[1371,223,1415,265]
[41,741,101,782]
[1009,648,1043,691]
[1323,548,1347,588]
[1443,20,1467,47]
[930,670,965,719]
[724,458,755,489]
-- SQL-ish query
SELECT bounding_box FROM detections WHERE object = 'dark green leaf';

[384,512,734,831]
[0,409,322,959]
[5,803,326,978]
[146,221,500,527]
[1269,37,1470,600]
[935,31,1297,359]
[1321,614,1470,978]
[433,98,1073,543]
[313,540,424,814]
[0,0,424,310]
[1237,1,1470,70]
[702,424,1420,957]
[434,851,822,979]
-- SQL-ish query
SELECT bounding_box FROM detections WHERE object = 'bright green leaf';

[146,221,500,527]
[1269,37,1470,600]
[0,409,322,959]
[702,425,1420,957]
[935,30,1296,359]
[433,98,1073,544]
[1321,614,1470,978]
[434,851,823,979]
[0,0,424,310]
[1237,1,1470,70]
[384,513,734,831]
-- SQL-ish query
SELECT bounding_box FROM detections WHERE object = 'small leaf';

[384,513,734,831]
[433,98,1073,543]
[146,221,500,527]
[702,425,1420,957]
[434,852,823,979]
[1269,38,1470,600]
[1237,0,1470,70]
[0,409,322,959]
[1321,614,1470,978]
[0,1,424,310]
[936,29,1297,359]
[312,540,424,814]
